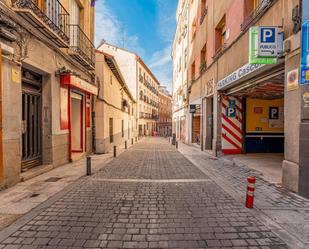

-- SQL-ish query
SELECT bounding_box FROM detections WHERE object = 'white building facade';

[172,0,190,143]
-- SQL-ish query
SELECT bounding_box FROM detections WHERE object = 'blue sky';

[95,0,178,91]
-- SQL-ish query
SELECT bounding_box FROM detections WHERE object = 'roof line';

[98,42,161,86]
[95,50,135,102]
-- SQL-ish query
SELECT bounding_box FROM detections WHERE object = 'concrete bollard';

[113,146,117,157]
[176,141,178,149]
[86,156,91,176]
[135,137,137,142]
[125,141,127,149]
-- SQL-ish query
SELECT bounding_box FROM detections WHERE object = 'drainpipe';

[0,45,4,183]
[91,95,96,153]
[68,85,72,162]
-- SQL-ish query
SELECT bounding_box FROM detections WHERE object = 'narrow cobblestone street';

[0,138,291,249]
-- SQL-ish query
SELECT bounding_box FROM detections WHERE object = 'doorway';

[205,97,214,150]
[71,92,84,157]
[21,69,42,171]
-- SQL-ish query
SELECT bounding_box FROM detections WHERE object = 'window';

[200,44,207,72]
[121,120,124,137]
[109,118,114,143]
[244,0,266,18]
[215,15,226,53]
[191,61,196,81]
[70,0,80,25]
[200,0,207,24]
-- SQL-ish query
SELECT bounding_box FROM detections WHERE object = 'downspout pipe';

[0,46,4,184]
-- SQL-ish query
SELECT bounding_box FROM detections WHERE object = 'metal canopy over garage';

[224,66,285,99]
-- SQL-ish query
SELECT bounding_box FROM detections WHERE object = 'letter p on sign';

[260,27,276,43]
[269,107,279,119]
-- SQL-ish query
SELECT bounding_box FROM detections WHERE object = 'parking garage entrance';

[219,65,285,183]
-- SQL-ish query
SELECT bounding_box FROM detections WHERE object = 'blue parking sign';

[301,20,309,85]
[260,27,276,43]
[258,27,277,57]
[226,107,236,118]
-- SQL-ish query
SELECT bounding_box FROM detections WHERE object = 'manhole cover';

[45,177,62,182]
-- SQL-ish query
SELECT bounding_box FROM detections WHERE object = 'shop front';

[173,107,188,143]
[60,74,97,161]
[189,101,201,145]
[202,79,215,152]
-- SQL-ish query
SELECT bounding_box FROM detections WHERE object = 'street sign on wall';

[258,27,278,57]
[189,104,196,113]
[226,107,236,118]
[287,68,299,91]
[249,27,277,64]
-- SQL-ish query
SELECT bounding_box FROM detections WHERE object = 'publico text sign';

[217,63,264,90]
[258,27,278,57]
[249,27,277,64]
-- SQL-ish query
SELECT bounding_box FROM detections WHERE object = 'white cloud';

[95,0,144,56]
[155,0,176,43]
[148,46,171,69]
[148,46,173,92]
[147,0,177,91]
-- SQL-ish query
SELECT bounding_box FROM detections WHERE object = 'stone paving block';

[0,138,290,249]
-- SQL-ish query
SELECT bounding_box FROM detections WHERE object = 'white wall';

[97,44,137,101]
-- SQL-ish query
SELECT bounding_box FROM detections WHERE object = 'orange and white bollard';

[246,176,256,208]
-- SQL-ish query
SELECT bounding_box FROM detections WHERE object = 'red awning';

[61,74,98,95]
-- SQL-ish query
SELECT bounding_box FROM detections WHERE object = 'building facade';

[95,51,136,153]
[173,0,309,197]
[0,0,96,188]
[172,0,190,143]
[158,86,172,137]
[98,42,160,137]
[137,58,160,136]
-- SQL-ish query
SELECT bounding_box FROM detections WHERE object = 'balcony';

[139,75,144,83]
[241,0,275,31]
[13,0,69,47]
[152,114,159,120]
[139,112,158,120]
[69,24,95,70]
[199,7,207,24]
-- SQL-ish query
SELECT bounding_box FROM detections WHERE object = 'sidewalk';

[0,140,134,231]
[178,141,309,249]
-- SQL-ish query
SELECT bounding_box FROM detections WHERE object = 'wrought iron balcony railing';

[241,0,274,31]
[14,0,69,47]
[199,7,207,24]
[69,24,95,69]
[139,75,144,83]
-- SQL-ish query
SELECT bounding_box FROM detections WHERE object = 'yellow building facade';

[95,51,136,153]
[0,0,96,188]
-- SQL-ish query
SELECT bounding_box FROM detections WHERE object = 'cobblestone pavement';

[178,141,309,248]
[0,138,290,248]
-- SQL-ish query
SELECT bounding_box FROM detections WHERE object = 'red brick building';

[158,86,172,137]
